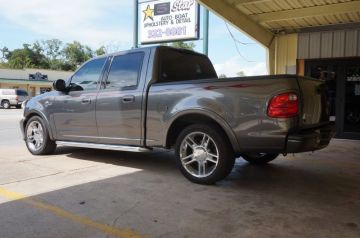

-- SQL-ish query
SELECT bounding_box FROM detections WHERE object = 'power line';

[225,23,255,45]
[224,22,256,63]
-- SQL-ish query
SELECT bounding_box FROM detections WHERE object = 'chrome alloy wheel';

[179,132,219,178]
[26,121,44,151]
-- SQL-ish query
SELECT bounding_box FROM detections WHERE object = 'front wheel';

[241,153,279,165]
[175,124,235,185]
[25,116,56,155]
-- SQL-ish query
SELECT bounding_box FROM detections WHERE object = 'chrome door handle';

[122,95,135,103]
[81,97,91,104]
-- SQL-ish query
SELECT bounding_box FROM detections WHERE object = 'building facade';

[0,68,73,97]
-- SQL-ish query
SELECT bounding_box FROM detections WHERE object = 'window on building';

[40,88,51,94]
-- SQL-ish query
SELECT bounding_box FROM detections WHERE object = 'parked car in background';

[20,46,334,184]
[0,89,29,109]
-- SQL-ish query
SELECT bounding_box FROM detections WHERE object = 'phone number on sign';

[148,27,187,39]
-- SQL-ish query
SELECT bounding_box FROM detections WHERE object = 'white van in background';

[0,89,29,109]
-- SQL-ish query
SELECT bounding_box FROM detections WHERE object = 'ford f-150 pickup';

[20,46,334,184]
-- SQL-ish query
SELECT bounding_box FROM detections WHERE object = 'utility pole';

[133,0,139,48]
[203,7,209,56]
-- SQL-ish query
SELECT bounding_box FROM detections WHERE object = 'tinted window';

[70,57,107,91]
[16,90,28,96]
[159,49,217,83]
[105,53,144,89]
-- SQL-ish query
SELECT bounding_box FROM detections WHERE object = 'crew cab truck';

[20,46,334,184]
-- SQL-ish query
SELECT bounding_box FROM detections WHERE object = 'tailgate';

[297,76,330,128]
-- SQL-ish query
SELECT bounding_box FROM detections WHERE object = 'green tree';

[162,41,196,51]
[236,71,246,77]
[219,74,227,78]
[1,40,114,71]
[7,48,33,69]
[31,41,50,68]
[41,39,65,70]
[7,43,48,69]
[171,41,195,50]
[95,46,106,56]
[43,39,63,60]
[0,46,10,62]
[63,41,94,70]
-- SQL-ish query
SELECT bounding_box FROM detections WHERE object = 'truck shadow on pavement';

[0,146,359,238]
[55,146,179,173]
[54,146,360,206]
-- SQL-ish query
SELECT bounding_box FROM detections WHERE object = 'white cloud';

[0,0,133,48]
[214,56,268,77]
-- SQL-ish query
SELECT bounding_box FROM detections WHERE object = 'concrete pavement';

[0,109,359,238]
[0,108,24,146]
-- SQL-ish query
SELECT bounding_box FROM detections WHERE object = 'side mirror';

[53,79,67,92]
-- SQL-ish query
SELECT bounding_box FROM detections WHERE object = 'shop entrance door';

[342,64,360,138]
[305,58,360,139]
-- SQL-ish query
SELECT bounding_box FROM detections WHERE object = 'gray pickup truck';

[20,46,334,184]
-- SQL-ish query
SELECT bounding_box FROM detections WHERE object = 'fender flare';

[164,108,240,153]
[23,109,55,141]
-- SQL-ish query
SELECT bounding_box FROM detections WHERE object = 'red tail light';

[268,92,298,118]
[15,96,19,101]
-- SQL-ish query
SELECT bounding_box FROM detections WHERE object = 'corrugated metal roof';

[225,0,360,33]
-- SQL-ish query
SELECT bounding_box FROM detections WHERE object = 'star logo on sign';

[143,5,154,22]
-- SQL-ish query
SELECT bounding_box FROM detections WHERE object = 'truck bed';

[146,75,331,154]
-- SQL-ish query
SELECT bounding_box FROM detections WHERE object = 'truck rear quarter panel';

[146,76,300,153]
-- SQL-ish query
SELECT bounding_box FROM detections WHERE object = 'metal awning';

[198,0,360,47]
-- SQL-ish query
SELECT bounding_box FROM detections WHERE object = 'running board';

[56,141,151,152]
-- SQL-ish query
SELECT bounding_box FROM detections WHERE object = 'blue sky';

[0,0,267,76]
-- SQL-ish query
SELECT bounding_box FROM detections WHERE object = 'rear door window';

[105,53,144,90]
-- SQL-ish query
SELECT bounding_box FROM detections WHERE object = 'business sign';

[139,0,199,44]
[29,72,48,81]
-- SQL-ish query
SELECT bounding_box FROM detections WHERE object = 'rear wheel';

[1,100,10,109]
[241,153,279,165]
[175,124,235,185]
[25,116,56,155]
[16,105,22,109]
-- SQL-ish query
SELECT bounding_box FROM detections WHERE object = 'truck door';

[96,52,145,146]
[53,57,107,142]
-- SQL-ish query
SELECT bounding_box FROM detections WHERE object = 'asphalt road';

[0,109,359,238]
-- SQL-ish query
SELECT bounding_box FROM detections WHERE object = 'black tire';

[1,100,10,109]
[16,105,22,109]
[175,124,235,185]
[241,153,279,165]
[25,116,56,155]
